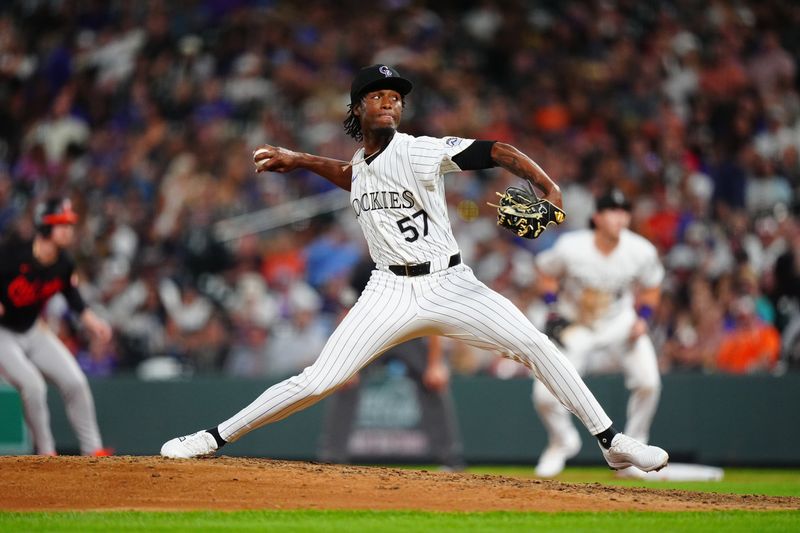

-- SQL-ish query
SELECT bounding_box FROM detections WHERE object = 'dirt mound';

[1,456,797,512]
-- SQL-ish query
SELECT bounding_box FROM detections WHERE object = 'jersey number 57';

[397,209,429,242]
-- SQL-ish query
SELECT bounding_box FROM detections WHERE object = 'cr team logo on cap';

[349,64,412,105]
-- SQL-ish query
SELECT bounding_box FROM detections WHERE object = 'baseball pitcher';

[161,65,668,475]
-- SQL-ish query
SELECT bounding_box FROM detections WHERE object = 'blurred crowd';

[1,0,799,379]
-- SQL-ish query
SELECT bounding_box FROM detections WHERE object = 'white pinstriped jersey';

[536,229,664,327]
[349,132,474,267]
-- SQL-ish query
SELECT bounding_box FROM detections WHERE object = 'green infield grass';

[0,510,797,532]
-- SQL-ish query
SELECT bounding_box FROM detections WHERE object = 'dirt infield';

[1,456,798,512]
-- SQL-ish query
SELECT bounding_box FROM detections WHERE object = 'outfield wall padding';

[17,373,800,465]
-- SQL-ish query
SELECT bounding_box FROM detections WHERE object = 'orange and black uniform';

[0,239,86,333]
[0,237,104,455]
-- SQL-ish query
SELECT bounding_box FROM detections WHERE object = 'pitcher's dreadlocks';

[343,101,363,142]
[343,95,406,142]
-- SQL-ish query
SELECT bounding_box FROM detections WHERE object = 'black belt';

[388,253,461,277]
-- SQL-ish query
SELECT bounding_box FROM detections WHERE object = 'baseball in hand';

[253,148,271,170]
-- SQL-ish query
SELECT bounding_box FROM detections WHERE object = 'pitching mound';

[1,456,797,512]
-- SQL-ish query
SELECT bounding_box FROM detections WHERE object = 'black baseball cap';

[595,188,632,212]
[350,64,413,104]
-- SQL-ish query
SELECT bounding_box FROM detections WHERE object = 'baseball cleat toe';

[600,433,669,472]
[160,431,218,459]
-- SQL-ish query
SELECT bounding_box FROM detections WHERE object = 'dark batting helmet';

[590,188,632,229]
[34,197,78,237]
[595,188,632,212]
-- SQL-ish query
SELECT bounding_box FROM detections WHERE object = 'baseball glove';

[490,186,566,239]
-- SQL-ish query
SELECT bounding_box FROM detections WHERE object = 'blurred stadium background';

[0,0,798,465]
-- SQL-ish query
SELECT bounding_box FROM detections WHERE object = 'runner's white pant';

[532,311,661,446]
[0,321,103,455]
[219,265,612,442]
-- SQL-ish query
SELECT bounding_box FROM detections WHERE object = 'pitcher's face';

[356,89,403,133]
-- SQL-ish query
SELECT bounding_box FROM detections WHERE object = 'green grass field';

[1,510,798,533]
[2,467,798,532]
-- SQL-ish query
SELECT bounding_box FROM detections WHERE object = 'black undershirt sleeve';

[62,268,87,315]
[451,140,497,171]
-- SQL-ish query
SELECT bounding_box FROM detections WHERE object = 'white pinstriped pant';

[219,264,612,442]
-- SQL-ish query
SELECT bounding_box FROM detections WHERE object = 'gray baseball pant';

[0,321,103,455]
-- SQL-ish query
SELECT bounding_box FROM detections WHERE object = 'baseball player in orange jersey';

[0,198,112,456]
[161,65,669,474]
[532,189,664,478]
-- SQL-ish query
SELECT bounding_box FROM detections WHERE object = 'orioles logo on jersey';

[6,276,63,307]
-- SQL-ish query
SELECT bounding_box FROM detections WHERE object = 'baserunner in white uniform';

[161,65,669,474]
[532,189,664,478]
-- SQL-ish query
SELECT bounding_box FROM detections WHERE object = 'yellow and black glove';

[490,186,566,239]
